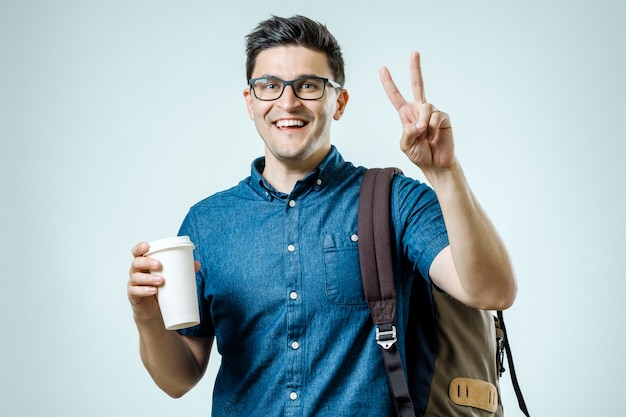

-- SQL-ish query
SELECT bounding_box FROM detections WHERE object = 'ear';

[333,89,349,121]
[243,88,254,120]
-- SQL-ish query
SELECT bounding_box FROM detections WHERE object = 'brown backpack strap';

[358,168,400,325]
[358,167,414,417]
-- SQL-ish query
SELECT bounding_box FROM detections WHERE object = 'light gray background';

[2,0,624,415]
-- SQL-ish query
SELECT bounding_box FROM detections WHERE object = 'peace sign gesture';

[380,52,455,173]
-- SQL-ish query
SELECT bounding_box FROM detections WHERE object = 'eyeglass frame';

[248,75,342,101]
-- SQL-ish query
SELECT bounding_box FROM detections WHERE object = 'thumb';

[400,122,425,151]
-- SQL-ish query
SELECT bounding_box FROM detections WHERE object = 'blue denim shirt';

[178,147,448,417]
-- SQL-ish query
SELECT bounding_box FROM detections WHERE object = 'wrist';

[423,159,464,189]
[134,310,167,333]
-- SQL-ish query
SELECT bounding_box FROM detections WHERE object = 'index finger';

[131,241,150,258]
[410,51,426,104]
[379,66,407,111]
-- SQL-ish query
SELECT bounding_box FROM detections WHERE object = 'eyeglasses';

[248,76,342,101]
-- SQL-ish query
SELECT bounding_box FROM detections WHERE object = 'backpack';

[357,167,530,417]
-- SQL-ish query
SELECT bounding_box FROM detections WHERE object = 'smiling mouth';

[275,119,306,129]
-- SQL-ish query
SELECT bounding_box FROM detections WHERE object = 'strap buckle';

[376,325,397,349]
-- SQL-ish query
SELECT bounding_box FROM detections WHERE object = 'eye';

[254,79,281,90]
[262,81,280,90]
[299,79,322,90]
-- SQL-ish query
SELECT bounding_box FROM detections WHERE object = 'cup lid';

[145,236,195,255]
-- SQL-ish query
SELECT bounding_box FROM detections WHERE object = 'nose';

[276,84,302,110]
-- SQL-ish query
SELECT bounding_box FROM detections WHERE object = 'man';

[128,15,517,416]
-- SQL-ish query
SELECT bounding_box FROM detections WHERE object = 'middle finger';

[410,51,426,104]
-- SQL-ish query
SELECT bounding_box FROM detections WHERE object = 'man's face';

[244,46,348,168]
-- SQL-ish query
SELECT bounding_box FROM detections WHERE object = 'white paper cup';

[144,236,200,330]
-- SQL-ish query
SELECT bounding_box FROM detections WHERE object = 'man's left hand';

[380,51,455,173]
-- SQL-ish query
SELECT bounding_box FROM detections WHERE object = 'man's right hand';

[127,241,164,323]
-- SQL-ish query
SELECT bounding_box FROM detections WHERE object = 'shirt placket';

[284,196,304,416]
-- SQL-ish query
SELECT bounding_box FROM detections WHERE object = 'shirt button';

[287,244,295,252]
[291,341,300,350]
[316,178,322,186]
[351,234,359,242]
[289,199,296,207]
[289,392,298,401]
[290,291,298,300]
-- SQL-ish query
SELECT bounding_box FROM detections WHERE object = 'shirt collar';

[249,146,346,201]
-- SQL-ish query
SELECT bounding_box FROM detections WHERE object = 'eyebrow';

[255,74,325,80]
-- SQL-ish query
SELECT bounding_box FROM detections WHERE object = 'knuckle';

[130,256,151,274]
[127,275,156,297]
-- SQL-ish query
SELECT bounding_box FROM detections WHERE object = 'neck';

[262,147,330,194]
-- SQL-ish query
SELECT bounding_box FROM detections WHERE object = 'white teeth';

[276,119,305,128]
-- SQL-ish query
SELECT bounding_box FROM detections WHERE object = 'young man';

[128,15,517,416]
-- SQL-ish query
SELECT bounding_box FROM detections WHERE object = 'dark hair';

[245,15,345,86]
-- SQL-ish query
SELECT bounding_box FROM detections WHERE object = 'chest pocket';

[322,233,367,306]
